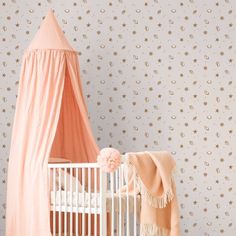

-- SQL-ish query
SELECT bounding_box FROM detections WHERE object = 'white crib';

[48,156,140,236]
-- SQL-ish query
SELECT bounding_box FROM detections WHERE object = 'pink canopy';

[6,10,99,236]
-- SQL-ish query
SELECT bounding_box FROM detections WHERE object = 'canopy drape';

[6,11,99,236]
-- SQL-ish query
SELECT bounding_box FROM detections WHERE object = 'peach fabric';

[6,10,99,236]
[126,151,180,236]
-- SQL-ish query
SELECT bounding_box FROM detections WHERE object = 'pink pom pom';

[97,148,121,173]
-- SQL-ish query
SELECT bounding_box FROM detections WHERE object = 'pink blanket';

[126,151,180,236]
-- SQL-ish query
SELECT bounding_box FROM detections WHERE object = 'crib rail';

[48,159,139,236]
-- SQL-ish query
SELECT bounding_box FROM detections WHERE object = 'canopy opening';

[50,57,97,163]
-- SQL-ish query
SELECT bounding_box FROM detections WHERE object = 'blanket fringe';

[140,179,174,208]
[126,160,175,208]
[141,224,170,236]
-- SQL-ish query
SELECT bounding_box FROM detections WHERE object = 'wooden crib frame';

[48,156,140,236]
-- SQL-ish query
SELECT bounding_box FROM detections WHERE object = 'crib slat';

[64,168,67,236]
[126,165,129,236]
[53,168,56,236]
[59,168,62,236]
[70,167,73,236]
[82,168,85,236]
[94,167,97,236]
[100,170,107,236]
[48,168,51,233]
[133,166,137,236]
[118,167,122,236]
[111,172,114,236]
[115,169,119,234]
[88,168,91,236]
[75,168,79,236]
[48,166,51,194]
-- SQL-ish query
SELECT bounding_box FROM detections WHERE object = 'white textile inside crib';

[50,191,141,213]
[50,169,83,192]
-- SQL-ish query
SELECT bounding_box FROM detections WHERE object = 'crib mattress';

[50,191,140,213]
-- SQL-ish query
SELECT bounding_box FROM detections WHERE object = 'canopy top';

[28,10,75,51]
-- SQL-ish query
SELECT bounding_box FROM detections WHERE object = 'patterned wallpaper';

[1,0,236,235]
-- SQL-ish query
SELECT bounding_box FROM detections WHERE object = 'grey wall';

[1,0,236,235]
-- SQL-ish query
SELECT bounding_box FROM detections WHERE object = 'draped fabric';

[126,151,180,236]
[6,11,99,236]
